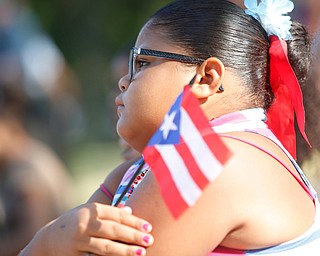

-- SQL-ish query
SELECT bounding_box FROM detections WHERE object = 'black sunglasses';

[128,47,205,81]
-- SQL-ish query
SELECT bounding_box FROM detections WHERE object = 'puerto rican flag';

[142,85,232,218]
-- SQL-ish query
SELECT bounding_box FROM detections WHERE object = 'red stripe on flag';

[143,146,189,218]
[175,138,209,189]
[202,132,232,164]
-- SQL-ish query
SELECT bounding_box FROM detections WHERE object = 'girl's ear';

[190,57,225,99]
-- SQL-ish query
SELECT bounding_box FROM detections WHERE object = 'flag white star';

[160,111,178,140]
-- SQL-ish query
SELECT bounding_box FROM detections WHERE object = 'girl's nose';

[118,75,130,92]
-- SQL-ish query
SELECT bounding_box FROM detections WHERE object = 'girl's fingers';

[92,204,152,233]
[82,237,147,256]
[90,219,154,247]
[79,203,153,253]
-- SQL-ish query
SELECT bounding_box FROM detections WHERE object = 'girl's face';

[115,25,197,152]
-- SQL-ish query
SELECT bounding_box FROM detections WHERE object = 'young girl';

[20,0,320,255]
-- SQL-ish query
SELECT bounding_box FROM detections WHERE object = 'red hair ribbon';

[266,35,310,160]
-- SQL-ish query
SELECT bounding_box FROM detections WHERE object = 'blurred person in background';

[0,0,78,255]
[292,0,320,34]
[0,90,73,256]
[0,62,73,255]
[0,0,85,158]
[229,0,244,8]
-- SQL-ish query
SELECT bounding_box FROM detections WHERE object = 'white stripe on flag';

[155,144,202,206]
[180,108,223,181]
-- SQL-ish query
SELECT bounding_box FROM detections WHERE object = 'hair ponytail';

[287,21,312,89]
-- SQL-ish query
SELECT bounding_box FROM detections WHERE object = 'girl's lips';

[117,105,124,117]
[115,95,124,117]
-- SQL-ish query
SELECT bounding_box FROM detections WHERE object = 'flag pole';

[114,158,145,207]
[188,74,197,88]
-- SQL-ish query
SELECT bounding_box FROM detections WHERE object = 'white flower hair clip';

[244,0,294,40]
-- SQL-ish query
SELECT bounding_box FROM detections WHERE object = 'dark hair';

[287,21,311,89]
[146,0,311,109]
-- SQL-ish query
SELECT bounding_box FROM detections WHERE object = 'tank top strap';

[219,134,315,202]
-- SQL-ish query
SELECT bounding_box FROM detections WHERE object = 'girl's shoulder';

[217,131,316,248]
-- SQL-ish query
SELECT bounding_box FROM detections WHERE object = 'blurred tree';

[28,0,172,141]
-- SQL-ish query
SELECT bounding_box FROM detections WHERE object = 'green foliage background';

[29,0,172,142]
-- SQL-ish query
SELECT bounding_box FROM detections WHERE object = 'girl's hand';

[20,203,153,256]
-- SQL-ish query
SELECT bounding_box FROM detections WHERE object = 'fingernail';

[142,223,151,232]
[122,206,132,214]
[136,248,144,256]
[143,235,150,243]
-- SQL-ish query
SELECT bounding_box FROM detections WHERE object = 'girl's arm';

[20,157,154,256]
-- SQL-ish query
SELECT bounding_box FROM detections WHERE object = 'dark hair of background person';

[296,55,320,164]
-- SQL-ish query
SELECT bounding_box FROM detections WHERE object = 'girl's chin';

[116,121,124,138]
[116,123,133,146]
[116,121,154,151]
